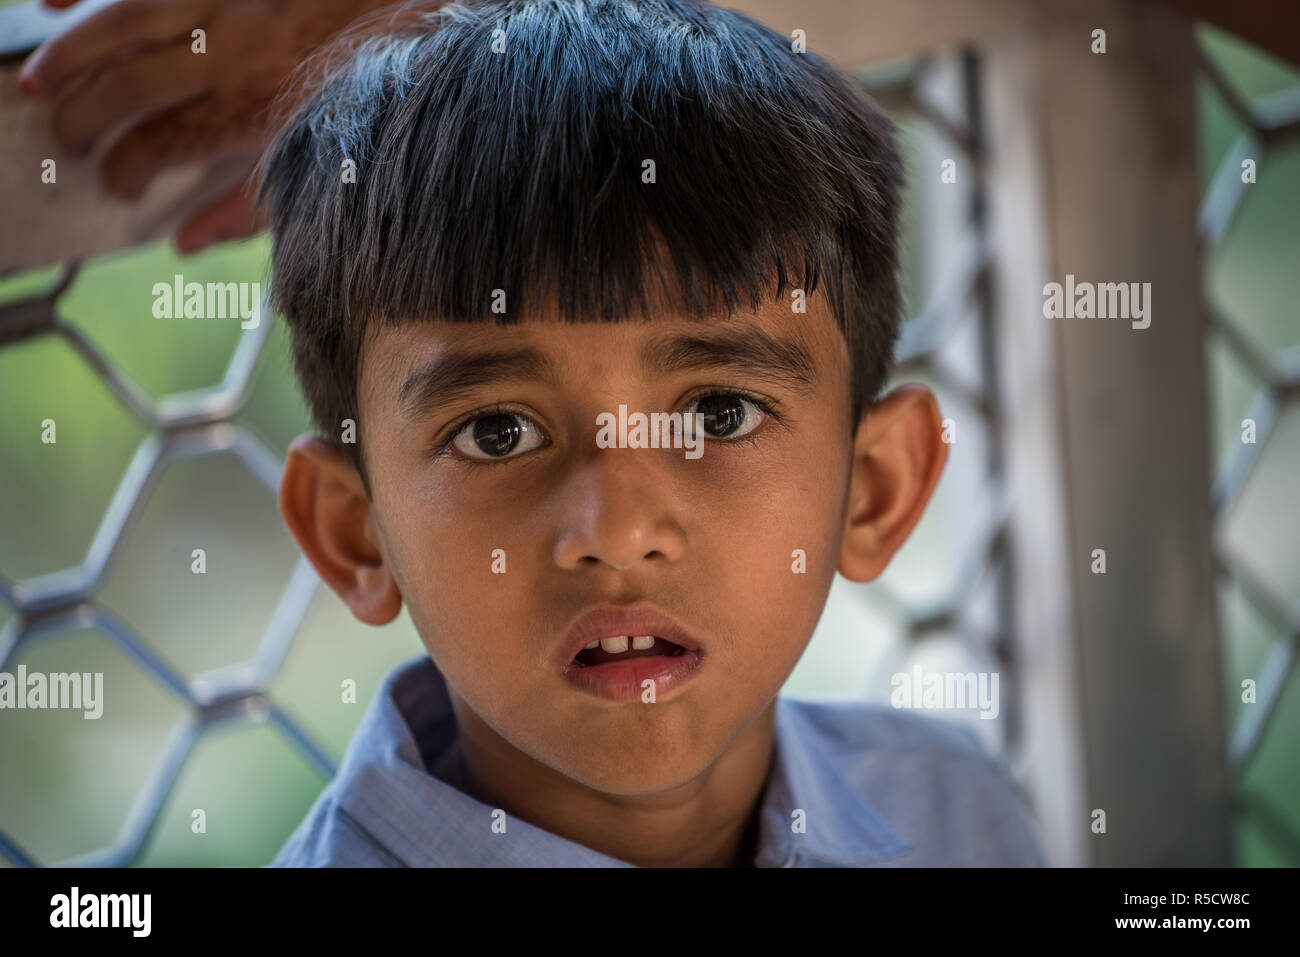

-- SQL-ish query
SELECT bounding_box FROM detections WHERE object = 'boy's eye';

[686,393,767,439]
[450,412,546,460]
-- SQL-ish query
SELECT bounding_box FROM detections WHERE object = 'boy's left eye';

[685,393,767,439]
[449,411,546,460]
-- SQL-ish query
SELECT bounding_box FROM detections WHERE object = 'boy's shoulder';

[775,695,1046,866]
[268,656,1046,867]
[780,694,1000,765]
[271,793,404,868]
[784,694,990,751]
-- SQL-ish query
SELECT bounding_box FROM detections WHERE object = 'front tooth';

[600,636,630,653]
[584,640,600,650]
[631,635,655,650]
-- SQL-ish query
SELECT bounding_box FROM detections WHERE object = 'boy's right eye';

[449,411,547,461]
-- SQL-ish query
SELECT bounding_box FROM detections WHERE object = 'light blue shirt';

[273,655,1045,867]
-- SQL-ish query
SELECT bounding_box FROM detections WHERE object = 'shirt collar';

[756,696,912,867]
[332,655,910,867]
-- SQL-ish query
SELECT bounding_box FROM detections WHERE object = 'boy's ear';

[278,434,402,625]
[838,384,948,583]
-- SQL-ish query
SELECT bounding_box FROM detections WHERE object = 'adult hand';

[17,0,395,253]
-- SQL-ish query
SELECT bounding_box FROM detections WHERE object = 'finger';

[102,100,261,197]
[175,187,266,255]
[53,42,211,155]
[19,0,211,98]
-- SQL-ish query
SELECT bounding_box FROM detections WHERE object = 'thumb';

[175,188,267,255]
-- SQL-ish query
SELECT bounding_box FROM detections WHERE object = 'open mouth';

[559,605,705,701]
[571,635,689,668]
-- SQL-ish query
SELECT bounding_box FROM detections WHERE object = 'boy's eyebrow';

[399,346,558,420]
[398,324,819,420]
[641,325,819,394]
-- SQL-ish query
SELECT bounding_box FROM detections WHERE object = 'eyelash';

[432,401,533,464]
[683,388,782,449]
[432,390,783,465]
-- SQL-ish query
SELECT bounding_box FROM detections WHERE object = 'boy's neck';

[446,694,778,868]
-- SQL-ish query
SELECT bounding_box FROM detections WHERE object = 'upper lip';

[559,602,703,666]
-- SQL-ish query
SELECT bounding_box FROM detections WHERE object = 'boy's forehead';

[360,293,849,416]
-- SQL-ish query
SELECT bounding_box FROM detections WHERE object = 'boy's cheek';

[726,473,842,575]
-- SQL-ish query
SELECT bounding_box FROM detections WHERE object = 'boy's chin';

[555,750,714,797]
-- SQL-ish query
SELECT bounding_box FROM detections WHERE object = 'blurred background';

[0,0,1296,866]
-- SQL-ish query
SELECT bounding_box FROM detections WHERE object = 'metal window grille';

[852,52,1022,760]
[0,266,335,866]
[1197,50,1300,860]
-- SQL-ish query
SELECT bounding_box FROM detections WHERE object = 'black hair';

[258,0,903,497]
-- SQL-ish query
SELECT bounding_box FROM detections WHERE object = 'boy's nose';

[551,449,687,571]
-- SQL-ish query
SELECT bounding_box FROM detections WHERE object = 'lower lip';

[562,651,704,702]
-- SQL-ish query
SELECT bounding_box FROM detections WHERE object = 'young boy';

[263,0,1045,867]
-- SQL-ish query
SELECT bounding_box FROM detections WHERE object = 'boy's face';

[282,293,946,796]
